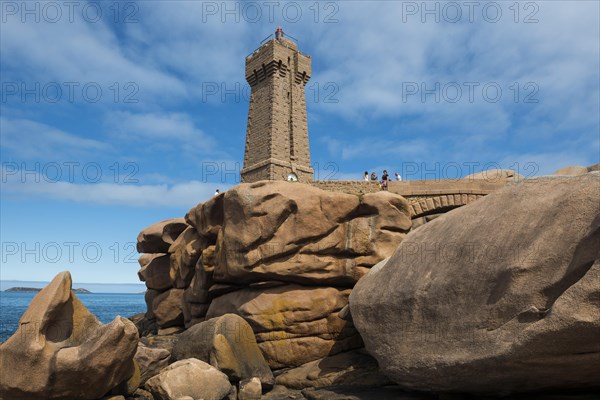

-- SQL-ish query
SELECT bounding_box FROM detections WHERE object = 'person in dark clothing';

[381,170,389,191]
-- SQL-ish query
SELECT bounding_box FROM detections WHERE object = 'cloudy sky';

[1,0,598,284]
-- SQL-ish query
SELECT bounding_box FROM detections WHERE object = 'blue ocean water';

[0,292,146,342]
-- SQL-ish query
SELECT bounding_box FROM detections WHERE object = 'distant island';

[5,287,92,294]
[1,280,145,293]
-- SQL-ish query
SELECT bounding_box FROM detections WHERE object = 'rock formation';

[137,218,187,254]
[135,342,171,385]
[553,163,598,176]
[0,271,139,399]
[205,284,360,369]
[171,313,275,388]
[137,181,412,369]
[553,165,592,176]
[350,173,600,393]
[463,168,524,182]
[6,169,591,398]
[145,358,232,400]
[131,173,600,397]
[274,349,393,389]
[238,377,262,400]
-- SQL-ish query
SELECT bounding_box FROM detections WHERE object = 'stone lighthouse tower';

[241,27,314,183]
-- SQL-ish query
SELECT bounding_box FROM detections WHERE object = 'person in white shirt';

[395,172,402,181]
[363,171,369,181]
[214,189,220,196]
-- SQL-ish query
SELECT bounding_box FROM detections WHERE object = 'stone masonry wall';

[242,37,313,183]
[311,179,508,219]
[311,180,381,195]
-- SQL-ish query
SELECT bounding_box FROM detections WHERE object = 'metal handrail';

[260,34,274,44]
[284,33,299,44]
[246,30,301,59]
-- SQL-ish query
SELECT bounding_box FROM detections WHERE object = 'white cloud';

[122,1,253,84]
[2,168,229,207]
[106,111,204,140]
[104,111,217,158]
[498,151,598,177]
[0,117,110,160]
[0,1,259,107]
[1,9,187,104]
[320,135,430,161]
[305,1,599,140]
[1,0,597,178]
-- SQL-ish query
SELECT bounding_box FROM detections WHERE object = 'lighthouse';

[241,28,314,183]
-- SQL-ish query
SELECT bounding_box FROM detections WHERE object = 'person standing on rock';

[214,189,220,196]
[364,171,369,181]
[381,170,389,191]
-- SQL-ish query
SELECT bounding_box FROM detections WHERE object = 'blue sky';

[1,0,599,284]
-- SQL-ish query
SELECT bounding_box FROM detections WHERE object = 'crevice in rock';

[542,219,599,310]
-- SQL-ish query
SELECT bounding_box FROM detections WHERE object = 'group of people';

[364,170,401,191]
[214,171,402,195]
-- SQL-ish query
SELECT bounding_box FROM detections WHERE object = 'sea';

[0,292,146,342]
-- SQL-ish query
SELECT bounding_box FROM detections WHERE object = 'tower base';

[241,158,314,183]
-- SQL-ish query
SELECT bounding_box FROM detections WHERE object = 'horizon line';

[1,279,144,286]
